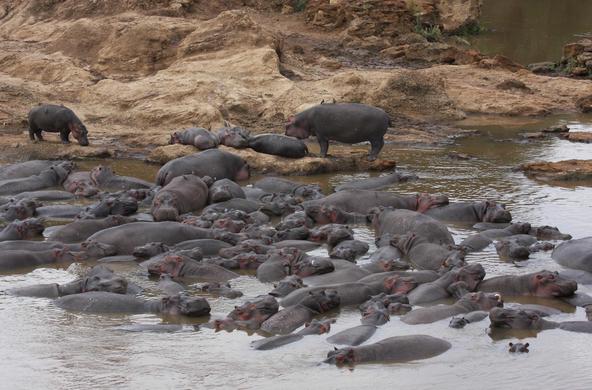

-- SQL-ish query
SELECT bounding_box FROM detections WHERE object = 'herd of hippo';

[3,102,591,367]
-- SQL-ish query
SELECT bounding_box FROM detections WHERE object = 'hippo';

[151,175,208,221]
[326,325,378,346]
[55,292,211,316]
[478,270,577,298]
[324,335,451,366]
[373,209,454,247]
[329,240,369,262]
[248,134,308,158]
[285,103,390,161]
[0,198,39,221]
[27,104,89,146]
[63,171,98,197]
[335,171,418,191]
[304,191,448,216]
[424,201,512,224]
[158,274,186,295]
[8,265,128,298]
[35,205,85,219]
[0,240,77,252]
[11,190,75,202]
[79,193,138,219]
[260,290,340,334]
[552,237,592,272]
[256,248,334,283]
[90,166,152,191]
[303,260,371,286]
[156,150,249,186]
[87,221,212,254]
[0,162,73,195]
[48,215,135,243]
[0,160,69,181]
[0,218,44,241]
[216,126,251,148]
[529,225,572,241]
[253,177,324,201]
[201,282,243,299]
[508,342,529,353]
[169,127,219,150]
[173,239,232,256]
[209,295,279,331]
[489,307,592,334]
[147,254,239,282]
[392,233,466,272]
[495,239,531,261]
[251,319,335,350]
[208,179,246,204]
[305,204,368,225]
[0,247,75,272]
[269,275,306,297]
[460,222,532,252]
[448,311,489,328]
[309,224,354,246]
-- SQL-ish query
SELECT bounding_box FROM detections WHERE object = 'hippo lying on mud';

[285,103,390,161]
[170,127,219,150]
[27,104,89,146]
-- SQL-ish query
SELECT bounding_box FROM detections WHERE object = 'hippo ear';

[509,342,514,347]
[305,322,310,327]
[334,347,338,351]
[524,343,529,347]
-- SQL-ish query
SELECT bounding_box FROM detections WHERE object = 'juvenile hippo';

[424,201,512,224]
[216,126,250,148]
[324,335,451,366]
[55,292,210,316]
[28,104,89,146]
[478,270,577,298]
[552,237,592,272]
[169,127,219,150]
[0,162,73,195]
[151,175,208,221]
[248,134,308,158]
[156,150,249,186]
[285,103,390,161]
[335,171,418,191]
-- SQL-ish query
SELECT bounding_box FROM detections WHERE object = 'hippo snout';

[553,279,578,297]
[152,207,179,222]
[78,138,89,147]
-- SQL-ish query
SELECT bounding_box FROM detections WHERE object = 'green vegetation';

[454,22,488,37]
[293,0,308,12]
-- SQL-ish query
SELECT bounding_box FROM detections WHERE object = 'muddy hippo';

[0,247,75,272]
[48,215,135,243]
[335,171,418,191]
[478,270,577,297]
[373,209,454,247]
[151,175,208,221]
[170,127,219,150]
[0,198,39,221]
[0,218,44,241]
[324,335,451,366]
[28,104,89,146]
[216,126,250,148]
[424,200,512,224]
[87,221,212,254]
[401,291,504,325]
[208,179,246,204]
[0,162,73,195]
[552,237,592,272]
[260,290,340,334]
[156,150,249,186]
[248,134,308,158]
[55,292,210,316]
[285,103,390,161]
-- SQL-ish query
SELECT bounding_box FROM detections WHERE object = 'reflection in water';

[471,0,592,64]
[1,115,592,388]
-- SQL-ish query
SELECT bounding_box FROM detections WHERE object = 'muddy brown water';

[471,0,592,65]
[1,114,592,389]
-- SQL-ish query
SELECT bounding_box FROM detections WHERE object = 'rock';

[447,152,474,160]
[519,132,547,140]
[576,95,592,113]
[541,125,569,133]
[496,79,532,93]
[520,160,592,182]
[527,62,556,74]
[562,132,592,144]
[434,0,481,33]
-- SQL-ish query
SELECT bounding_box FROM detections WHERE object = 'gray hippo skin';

[489,307,592,334]
[147,254,239,282]
[170,127,219,150]
[392,233,466,272]
[173,239,231,257]
[79,193,138,219]
[253,177,324,200]
[0,198,39,221]
[48,215,135,243]
[424,201,512,224]
[248,134,308,158]
[326,325,378,346]
[151,175,208,221]
[460,223,532,252]
[87,222,212,254]
[36,205,85,219]
[0,218,45,241]
[55,292,211,316]
[335,171,418,191]
[324,335,451,365]
[0,160,68,181]
[401,291,504,325]
[477,270,577,298]
[208,178,246,204]
[552,237,592,272]
[0,162,73,196]
[304,191,448,215]
[0,248,75,272]
[216,126,250,148]
[156,149,250,186]
[11,190,75,202]
[285,103,390,161]
[28,104,89,145]
[251,319,335,350]
[373,209,454,247]
[90,166,152,191]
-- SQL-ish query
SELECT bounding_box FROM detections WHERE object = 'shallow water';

[471,0,592,65]
[1,114,592,389]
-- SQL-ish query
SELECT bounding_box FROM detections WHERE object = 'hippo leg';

[60,130,71,144]
[318,136,329,158]
[36,130,44,141]
[368,137,384,161]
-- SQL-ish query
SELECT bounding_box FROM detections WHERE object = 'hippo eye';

[494,293,502,301]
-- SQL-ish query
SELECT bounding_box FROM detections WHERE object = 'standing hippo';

[478,270,577,298]
[552,237,592,272]
[151,175,208,221]
[156,150,250,186]
[27,104,89,146]
[248,134,308,158]
[324,335,451,366]
[285,103,390,161]
[169,127,219,150]
[424,201,512,224]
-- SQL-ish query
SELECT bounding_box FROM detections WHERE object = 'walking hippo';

[0,218,44,241]
[151,175,208,221]
[335,171,418,191]
[55,292,211,316]
[169,127,219,150]
[156,150,249,186]
[0,162,73,196]
[48,215,135,243]
[373,209,454,247]
[216,126,250,148]
[27,104,89,146]
[324,335,451,366]
[424,201,512,224]
[248,134,308,158]
[285,103,390,161]
[552,237,592,272]
[477,270,577,298]
[208,179,246,204]
[401,291,503,325]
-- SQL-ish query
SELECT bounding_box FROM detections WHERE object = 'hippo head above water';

[132,242,170,259]
[78,239,117,260]
[529,270,577,297]
[151,192,181,221]
[90,165,114,186]
[228,295,279,322]
[305,204,349,225]
[454,263,486,291]
[462,291,504,311]
[293,256,335,278]
[269,275,306,297]
[299,289,340,313]
[1,199,40,221]
[285,116,311,140]
[82,266,128,294]
[324,347,356,366]
[159,294,211,317]
[416,193,449,213]
[147,254,187,278]
[13,218,45,239]
[489,307,544,330]
[480,201,512,223]
[384,275,418,295]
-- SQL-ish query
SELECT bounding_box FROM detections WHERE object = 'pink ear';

[287,115,295,124]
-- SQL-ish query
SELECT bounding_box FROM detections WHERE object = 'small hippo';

[28,104,89,146]
[248,134,308,158]
[285,103,390,161]
[170,127,219,150]
[216,126,251,149]
[508,342,529,353]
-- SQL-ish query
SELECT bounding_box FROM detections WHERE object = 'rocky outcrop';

[521,160,592,182]
[529,39,592,79]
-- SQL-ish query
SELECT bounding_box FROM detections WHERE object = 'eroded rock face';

[520,160,592,182]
